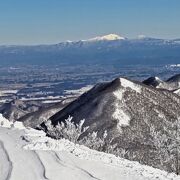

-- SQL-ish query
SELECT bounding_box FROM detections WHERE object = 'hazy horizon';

[0,33,180,46]
[0,0,180,45]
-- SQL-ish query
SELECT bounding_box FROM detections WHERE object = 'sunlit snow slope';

[0,115,179,180]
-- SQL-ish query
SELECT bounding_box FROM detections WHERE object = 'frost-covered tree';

[46,116,88,143]
[79,131,108,151]
[46,117,113,152]
[148,119,180,174]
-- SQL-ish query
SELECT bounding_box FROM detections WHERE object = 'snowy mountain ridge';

[1,34,180,66]
[47,75,180,174]
[87,34,125,41]
[143,73,180,93]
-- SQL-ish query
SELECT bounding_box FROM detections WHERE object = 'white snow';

[112,105,130,127]
[64,85,93,96]
[0,99,7,103]
[112,89,130,127]
[88,34,125,41]
[0,90,18,96]
[20,95,62,101]
[42,100,62,104]
[155,76,161,81]
[23,128,180,180]
[12,121,26,129]
[0,113,25,129]
[119,78,141,93]
[138,35,147,39]
[169,64,180,67]
[174,88,180,95]
[113,89,124,100]
[0,114,13,128]
[0,118,180,180]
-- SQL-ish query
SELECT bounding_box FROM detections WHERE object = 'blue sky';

[0,0,180,45]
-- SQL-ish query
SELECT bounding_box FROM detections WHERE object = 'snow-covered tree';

[46,116,88,143]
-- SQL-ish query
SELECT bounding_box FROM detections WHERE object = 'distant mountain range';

[1,34,180,65]
[143,74,180,95]
[0,99,44,121]
[0,97,76,126]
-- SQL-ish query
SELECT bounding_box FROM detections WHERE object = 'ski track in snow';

[0,121,180,180]
[33,151,49,180]
[22,128,180,180]
[0,140,13,180]
[54,152,101,180]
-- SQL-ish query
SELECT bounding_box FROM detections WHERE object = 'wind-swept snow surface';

[0,124,179,180]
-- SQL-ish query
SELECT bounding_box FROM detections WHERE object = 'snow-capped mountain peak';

[137,35,158,40]
[89,34,125,41]
[138,35,147,39]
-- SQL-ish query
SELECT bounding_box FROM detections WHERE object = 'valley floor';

[0,125,179,180]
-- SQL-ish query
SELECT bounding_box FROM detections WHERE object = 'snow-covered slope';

[0,122,179,180]
[47,77,180,173]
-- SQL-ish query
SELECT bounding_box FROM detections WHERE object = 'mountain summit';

[45,76,180,173]
[143,73,180,94]
[88,34,125,41]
